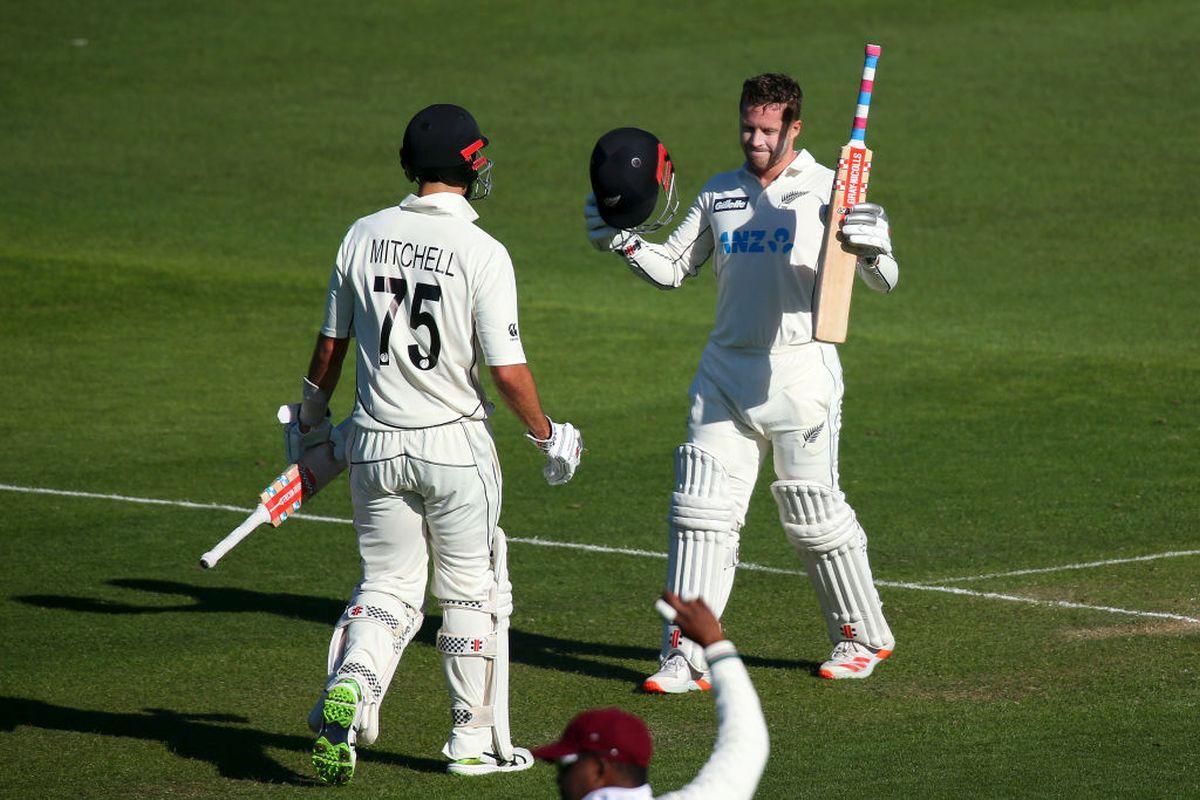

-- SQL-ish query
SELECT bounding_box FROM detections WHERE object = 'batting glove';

[280,378,342,464]
[584,193,635,253]
[526,417,583,486]
[841,202,892,258]
[282,411,334,464]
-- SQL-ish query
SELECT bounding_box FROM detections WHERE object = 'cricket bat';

[198,412,352,569]
[813,43,882,344]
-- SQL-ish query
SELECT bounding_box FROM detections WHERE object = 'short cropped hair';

[740,73,803,121]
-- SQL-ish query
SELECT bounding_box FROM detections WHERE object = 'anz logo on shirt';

[719,227,794,254]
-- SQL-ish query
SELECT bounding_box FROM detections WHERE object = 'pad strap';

[436,630,498,658]
[451,704,495,729]
[337,602,417,642]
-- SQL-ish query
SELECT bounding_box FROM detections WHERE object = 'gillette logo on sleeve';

[713,196,750,213]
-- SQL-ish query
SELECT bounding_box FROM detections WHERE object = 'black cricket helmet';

[400,104,493,201]
[589,127,678,232]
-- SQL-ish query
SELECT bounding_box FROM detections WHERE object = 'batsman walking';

[585,73,900,692]
[290,103,582,783]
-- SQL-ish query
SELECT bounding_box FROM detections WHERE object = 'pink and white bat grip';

[850,43,882,143]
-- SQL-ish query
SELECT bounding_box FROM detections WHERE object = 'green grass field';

[3,1,1198,797]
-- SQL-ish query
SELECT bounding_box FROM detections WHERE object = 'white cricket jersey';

[620,150,834,349]
[321,192,526,430]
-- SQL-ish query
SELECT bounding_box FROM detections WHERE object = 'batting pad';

[318,591,423,746]
[664,444,740,672]
[438,601,502,759]
[435,525,515,762]
[771,481,894,650]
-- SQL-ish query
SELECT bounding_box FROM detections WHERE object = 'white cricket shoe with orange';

[642,653,712,694]
[819,640,892,680]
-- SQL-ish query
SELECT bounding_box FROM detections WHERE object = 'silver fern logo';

[800,421,825,447]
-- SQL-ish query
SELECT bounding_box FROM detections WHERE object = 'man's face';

[556,755,601,800]
[740,102,802,175]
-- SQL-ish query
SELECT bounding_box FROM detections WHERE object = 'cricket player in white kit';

[585,74,899,691]
[288,104,583,784]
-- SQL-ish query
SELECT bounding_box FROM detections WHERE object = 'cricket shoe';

[818,640,892,680]
[642,653,712,694]
[312,680,361,785]
[447,747,535,776]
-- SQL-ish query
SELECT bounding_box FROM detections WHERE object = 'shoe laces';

[661,653,692,676]
[830,640,867,661]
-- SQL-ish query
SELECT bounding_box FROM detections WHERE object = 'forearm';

[659,641,769,800]
[300,334,349,426]
[617,236,699,290]
[490,364,551,439]
[306,334,349,394]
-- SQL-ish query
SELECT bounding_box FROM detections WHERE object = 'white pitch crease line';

[878,581,1200,624]
[0,483,353,525]
[930,550,1200,583]
[505,535,665,560]
[3,483,1197,625]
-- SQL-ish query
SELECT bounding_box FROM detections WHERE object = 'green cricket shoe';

[312,680,360,785]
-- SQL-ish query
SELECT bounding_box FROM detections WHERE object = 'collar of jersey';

[738,148,815,187]
[398,192,479,222]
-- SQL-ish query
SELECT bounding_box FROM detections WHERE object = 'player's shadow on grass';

[0,696,446,783]
[16,578,818,680]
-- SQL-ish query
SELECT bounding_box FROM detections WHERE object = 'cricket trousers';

[686,340,846,520]
[348,419,503,609]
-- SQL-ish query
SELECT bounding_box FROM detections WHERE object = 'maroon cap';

[532,708,653,769]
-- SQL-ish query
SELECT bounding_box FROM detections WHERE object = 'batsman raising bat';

[584,51,899,692]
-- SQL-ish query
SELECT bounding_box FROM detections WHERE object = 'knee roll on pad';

[771,481,894,650]
[664,445,740,672]
[319,590,423,746]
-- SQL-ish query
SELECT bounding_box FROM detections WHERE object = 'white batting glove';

[841,202,892,258]
[280,378,341,464]
[584,193,635,253]
[281,407,340,465]
[856,252,900,293]
[526,417,583,486]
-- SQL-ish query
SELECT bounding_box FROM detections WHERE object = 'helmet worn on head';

[400,104,493,201]
[589,127,678,232]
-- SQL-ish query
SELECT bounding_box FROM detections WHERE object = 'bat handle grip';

[851,43,882,142]
[199,504,271,569]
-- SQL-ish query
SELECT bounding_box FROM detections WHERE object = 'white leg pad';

[488,527,514,761]
[438,602,501,759]
[313,590,423,746]
[438,527,515,762]
[771,481,894,650]
[663,444,740,672]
